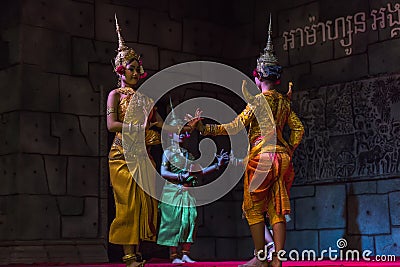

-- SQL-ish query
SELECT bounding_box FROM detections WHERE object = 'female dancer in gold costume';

[106,16,161,267]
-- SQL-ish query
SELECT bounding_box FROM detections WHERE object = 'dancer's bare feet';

[123,254,146,267]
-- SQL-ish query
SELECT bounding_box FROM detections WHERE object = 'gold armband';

[106,107,116,115]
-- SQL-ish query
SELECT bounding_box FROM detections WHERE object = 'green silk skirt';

[157,182,197,246]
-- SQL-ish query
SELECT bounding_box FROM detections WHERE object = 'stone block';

[60,75,100,116]
[89,63,116,93]
[46,245,80,263]
[333,18,379,58]
[72,37,97,75]
[0,112,19,155]
[377,178,400,194]
[168,0,186,21]
[369,37,400,75]
[348,194,390,235]
[375,227,400,256]
[389,191,400,225]
[320,229,375,256]
[228,58,256,80]
[95,3,139,42]
[347,181,377,195]
[182,18,224,57]
[168,0,209,23]
[93,40,114,65]
[216,238,238,260]
[285,230,319,256]
[190,237,216,260]
[300,54,368,88]
[222,24,260,60]
[8,245,48,264]
[226,201,249,237]
[319,229,345,252]
[77,243,108,262]
[0,196,10,239]
[278,2,320,36]
[15,154,48,194]
[296,185,346,229]
[290,185,315,198]
[347,235,375,255]
[21,65,60,112]
[22,0,94,38]
[280,62,311,93]
[0,245,11,265]
[67,157,99,196]
[57,196,84,216]
[0,66,20,113]
[44,155,67,195]
[319,0,369,21]
[81,116,100,156]
[62,197,98,238]
[140,9,181,50]
[0,215,15,241]
[198,201,242,237]
[196,206,204,227]
[20,112,59,154]
[0,0,21,31]
[99,117,109,157]
[13,195,60,240]
[0,43,11,63]
[20,25,71,74]
[236,237,254,260]
[51,114,95,155]
[2,26,22,65]
[159,50,199,70]
[98,198,108,239]
[288,35,334,65]
[230,0,255,25]
[0,155,17,195]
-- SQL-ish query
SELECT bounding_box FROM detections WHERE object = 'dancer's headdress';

[254,14,282,81]
[168,97,184,127]
[114,14,147,78]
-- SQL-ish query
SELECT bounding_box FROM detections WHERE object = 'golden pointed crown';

[257,14,280,72]
[114,14,140,68]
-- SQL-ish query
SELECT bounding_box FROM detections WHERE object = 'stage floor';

[7,259,400,267]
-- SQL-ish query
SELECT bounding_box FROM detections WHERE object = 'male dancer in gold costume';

[197,16,304,267]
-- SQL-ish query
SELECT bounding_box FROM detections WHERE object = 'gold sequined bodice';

[112,87,160,148]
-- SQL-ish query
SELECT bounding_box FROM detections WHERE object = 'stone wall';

[0,0,399,264]
[276,0,400,259]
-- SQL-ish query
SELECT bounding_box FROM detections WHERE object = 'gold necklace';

[117,87,135,95]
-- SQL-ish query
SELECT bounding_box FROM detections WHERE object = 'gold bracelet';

[106,107,116,115]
